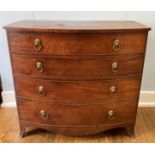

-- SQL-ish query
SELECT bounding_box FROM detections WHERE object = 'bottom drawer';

[18,99,137,127]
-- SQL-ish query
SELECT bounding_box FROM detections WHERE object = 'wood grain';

[0,107,154,142]
[15,76,141,101]
[18,98,137,126]
[12,54,144,79]
[4,20,151,33]
[9,32,147,55]
[18,98,137,136]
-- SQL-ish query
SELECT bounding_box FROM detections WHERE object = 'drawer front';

[9,32,147,55]
[12,54,144,79]
[15,77,141,101]
[18,99,137,126]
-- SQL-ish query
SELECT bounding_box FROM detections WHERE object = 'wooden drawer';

[18,98,137,127]
[12,54,144,80]
[15,77,141,101]
[9,32,147,55]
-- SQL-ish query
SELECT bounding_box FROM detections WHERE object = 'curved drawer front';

[9,32,147,55]
[12,54,144,79]
[18,99,137,126]
[15,77,141,101]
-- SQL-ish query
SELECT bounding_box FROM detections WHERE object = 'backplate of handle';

[38,85,45,95]
[36,61,44,73]
[109,86,116,94]
[108,110,115,118]
[34,38,42,51]
[112,62,118,71]
[40,110,48,120]
[113,39,120,52]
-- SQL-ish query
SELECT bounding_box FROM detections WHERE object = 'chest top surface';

[4,20,151,33]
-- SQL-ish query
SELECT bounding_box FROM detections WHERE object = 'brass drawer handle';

[36,61,44,73]
[108,110,115,118]
[113,39,120,52]
[38,85,45,95]
[34,38,42,51]
[110,86,116,94]
[112,62,118,71]
[40,110,48,120]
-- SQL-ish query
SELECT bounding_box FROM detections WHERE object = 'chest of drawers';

[4,21,150,137]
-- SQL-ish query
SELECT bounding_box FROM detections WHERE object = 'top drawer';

[8,32,147,55]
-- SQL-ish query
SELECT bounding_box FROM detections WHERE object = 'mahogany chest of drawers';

[4,21,150,137]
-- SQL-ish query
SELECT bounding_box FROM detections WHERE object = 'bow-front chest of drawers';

[4,21,151,137]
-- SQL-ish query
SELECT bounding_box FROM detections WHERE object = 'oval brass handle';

[40,110,48,120]
[34,38,42,51]
[112,62,118,71]
[113,39,120,52]
[108,110,114,118]
[110,86,116,94]
[38,85,45,95]
[36,61,44,73]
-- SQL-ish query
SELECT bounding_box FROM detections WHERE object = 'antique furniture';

[4,21,151,137]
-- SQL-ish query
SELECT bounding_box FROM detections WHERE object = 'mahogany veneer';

[12,54,144,79]
[9,32,147,55]
[4,20,151,137]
